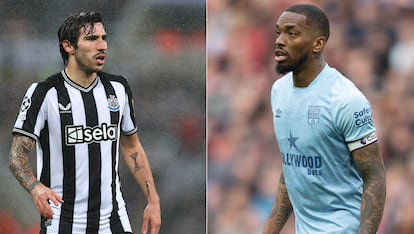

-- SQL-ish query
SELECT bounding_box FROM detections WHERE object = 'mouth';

[274,49,288,63]
[95,53,106,65]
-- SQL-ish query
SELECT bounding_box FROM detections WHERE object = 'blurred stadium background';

[0,0,205,233]
[208,0,414,233]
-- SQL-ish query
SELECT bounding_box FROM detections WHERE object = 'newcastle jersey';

[270,64,377,233]
[13,70,137,233]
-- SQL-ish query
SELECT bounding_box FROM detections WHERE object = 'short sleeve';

[334,92,376,144]
[13,83,47,140]
[119,77,138,135]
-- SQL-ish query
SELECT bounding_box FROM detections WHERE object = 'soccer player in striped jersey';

[263,4,386,234]
[9,11,161,234]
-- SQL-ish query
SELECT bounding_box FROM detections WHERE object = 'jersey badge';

[107,95,120,112]
[20,96,31,112]
[17,96,31,120]
[275,108,282,118]
[287,131,299,151]
[58,103,72,113]
[308,105,321,126]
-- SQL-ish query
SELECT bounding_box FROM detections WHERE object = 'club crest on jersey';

[107,95,120,112]
[308,105,321,126]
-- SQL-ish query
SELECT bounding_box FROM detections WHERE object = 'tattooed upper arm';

[352,142,386,234]
[9,134,37,192]
[352,142,385,179]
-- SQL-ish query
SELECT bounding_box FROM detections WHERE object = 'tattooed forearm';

[263,173,293,234]
[146,180,151,197]
[9,135,37,193]
[272,174,293,226]
[130,152,144,173]
[353,143,386,234]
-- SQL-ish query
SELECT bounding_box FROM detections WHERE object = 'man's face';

[274,12,315,74]
[73,22,107,73]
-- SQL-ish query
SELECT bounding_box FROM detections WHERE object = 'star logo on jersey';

[107,95,120,112]
[287,131,299,151]
[308,105,321,126]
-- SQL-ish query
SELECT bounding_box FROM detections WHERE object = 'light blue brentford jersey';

[270,64,376,233]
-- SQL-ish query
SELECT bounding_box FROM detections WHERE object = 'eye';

[275,31,281,37]
[288,31,296,37]
[85,35,98,41]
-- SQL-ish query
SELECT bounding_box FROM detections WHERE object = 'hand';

[141,201,161,234]
[31,183,64,219]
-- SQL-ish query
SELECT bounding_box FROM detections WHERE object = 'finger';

[42,199,54,215]
[49,192,64,206]
[142,216,149,234]
[38,202,53,219]
[150,225,160,234]
[41,209,53,219]
[150,221,161,234]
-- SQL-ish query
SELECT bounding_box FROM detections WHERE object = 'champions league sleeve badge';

[107,95,120,112]
[17,96,32,120]
[20,96,31,112]
[308,105,321,126]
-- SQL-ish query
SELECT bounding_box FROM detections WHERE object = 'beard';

[275,53,309,75]
[275,63,294,75]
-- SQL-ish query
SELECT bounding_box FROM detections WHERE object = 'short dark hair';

[286,4,330,41]
[57,11,104,65]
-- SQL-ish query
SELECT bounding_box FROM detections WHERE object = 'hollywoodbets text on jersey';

[281,152,323,176]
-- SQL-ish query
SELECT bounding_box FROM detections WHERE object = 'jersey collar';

[61,70,99,93]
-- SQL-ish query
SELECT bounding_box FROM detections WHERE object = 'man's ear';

[61,40,74,55]
[313,36,326,54]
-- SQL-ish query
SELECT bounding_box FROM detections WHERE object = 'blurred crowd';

[208,0,414,233]
[0,1,205,233]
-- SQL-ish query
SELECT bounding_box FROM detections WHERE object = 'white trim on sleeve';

[347,131,378,152]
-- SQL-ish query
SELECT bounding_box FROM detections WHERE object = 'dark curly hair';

[57,11,104,65]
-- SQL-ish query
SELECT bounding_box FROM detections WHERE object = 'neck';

[65,66,97,88]
[292,59,326,88]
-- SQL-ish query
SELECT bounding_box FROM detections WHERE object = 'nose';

[275,34,285,48]
[97,37,107,51]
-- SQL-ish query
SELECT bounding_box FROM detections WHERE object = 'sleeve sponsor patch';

[347,131,377,152]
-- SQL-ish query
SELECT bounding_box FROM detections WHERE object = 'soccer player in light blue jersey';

[263,4,386,234]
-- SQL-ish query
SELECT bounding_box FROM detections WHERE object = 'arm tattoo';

[9,135,37,193]
[146,180,151,197]
[130,152,144,173]
[269,174,293,228]
[353,143,386,234]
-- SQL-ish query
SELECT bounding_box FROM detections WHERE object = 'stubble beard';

[275,54,309,75]
[276,63,293,75]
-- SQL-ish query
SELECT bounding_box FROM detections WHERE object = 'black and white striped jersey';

[13,70,137,233]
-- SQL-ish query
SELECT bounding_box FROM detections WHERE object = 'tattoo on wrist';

[28,180,41,193]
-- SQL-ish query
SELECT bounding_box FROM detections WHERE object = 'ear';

[312,36,326,54]
[61,40,75,55]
